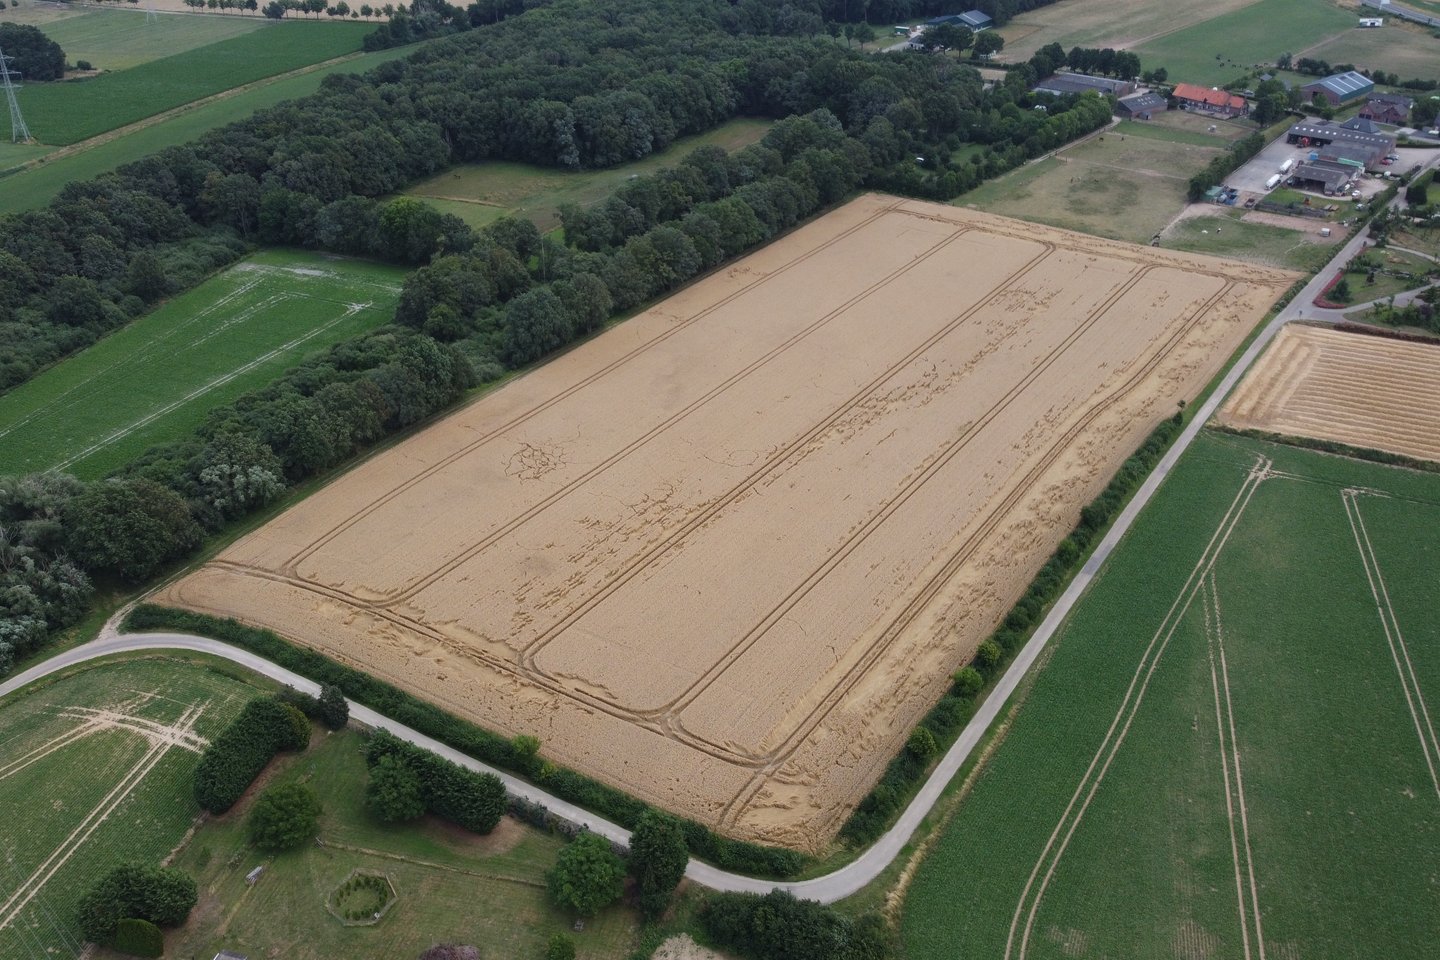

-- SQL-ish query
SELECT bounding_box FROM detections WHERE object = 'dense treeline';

[0,475,94,674]
[363,730,509,833]
[193,695,311,813]
[0,23,66,81]
[841,414,1187,845]
[1186,132,1265,203]
[127,603,807,878]
[701,890,894,960]
[806,0,1059,27]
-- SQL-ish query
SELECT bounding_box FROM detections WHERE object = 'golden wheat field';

[160,195,1294,849]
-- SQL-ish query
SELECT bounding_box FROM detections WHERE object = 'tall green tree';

[628,810,689,919]
[248,783,322,850]
[547,832,625,916]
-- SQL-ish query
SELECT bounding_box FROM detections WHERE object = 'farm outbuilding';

[1290,160,1356,195]
[1359,93,1414,124]
[1171,83,1249,118]
[1032,72,1137,97]
[1286,118,1396,168]
[1115,92,1168,119]
[926,9,994,30]
[1301,70,1374,106]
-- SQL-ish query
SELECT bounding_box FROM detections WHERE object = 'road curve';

[4,171,1414,901]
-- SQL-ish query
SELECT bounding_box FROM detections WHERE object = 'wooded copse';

[0,0,1113,681]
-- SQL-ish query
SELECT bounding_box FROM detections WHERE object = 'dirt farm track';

[160,195,1293,849]
[1219,324,1440,463]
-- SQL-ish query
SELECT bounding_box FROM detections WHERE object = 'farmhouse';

[1287,118,1396,168]
[1171,82,1249,118]
[1115,91,1168,119]
[1291,159,1356,195]
[926,9,994,30]
[1032,72,1136,97]
[1359,92,1414,124]
[1301,70,1374,106]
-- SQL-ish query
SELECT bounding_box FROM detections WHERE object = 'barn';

[1286,118,1396,169]
[926,10,995,31]
[1115,92,1168,120]
[1301,70,1374,106]
[1171,83,1249,118]
[1290,160,1355,196]
[1032,73,1137,97]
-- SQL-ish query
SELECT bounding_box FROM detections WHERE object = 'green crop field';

[6,21,371,146]
[405,117,775,231]
[163,728,638,960]
[38,9,264,71]
[0,43,418,218]
[902,431,1440,960]
[1134,0,1356,87]
[957,132,1224,243]
[0,656,263,959]
[0,250,406,479]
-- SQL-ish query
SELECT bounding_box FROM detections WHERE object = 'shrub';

[366,753,426,823]
[364,731,506,833]
[76,864,196,944]
[318,683,349,729]
[547,832,625,916]
[905,727,938,760]
[545,934,577,960]
[975,639,1003,673]
[628,810,688,919]
[248,783,322,850]
[951,666,983,697]
[111,918,163,958]
[193,696,309,813]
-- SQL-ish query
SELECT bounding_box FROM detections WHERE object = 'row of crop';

[126,604,804,878]
[192,695,310,813]
[840,412,1186,846]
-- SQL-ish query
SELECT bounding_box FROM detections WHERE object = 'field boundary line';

[1006,455,1271,960]
[1205,572,1266,959]
[1342,488,1440,799]
[0,704,202,931]
[0,720,104,782]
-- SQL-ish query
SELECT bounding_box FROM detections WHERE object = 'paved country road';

[1,158,1431,903]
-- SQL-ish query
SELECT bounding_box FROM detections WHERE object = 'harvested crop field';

[1219,324,1440,462]
[159,194,1293,849]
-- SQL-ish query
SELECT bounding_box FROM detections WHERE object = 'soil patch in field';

[1218,323,1440,462]
[160,195,1293,850]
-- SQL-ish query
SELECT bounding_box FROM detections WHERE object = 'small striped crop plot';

[902,431,1440,959]
[1219,324,1440,463]
[0,250,407,479]
[160,194,1294,851]
[0,657,260,958]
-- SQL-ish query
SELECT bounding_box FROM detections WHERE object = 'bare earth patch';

[1218,324,1440,462]
[159,195,1293,850]
[652,934,734,960]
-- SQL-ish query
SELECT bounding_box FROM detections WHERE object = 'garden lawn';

[0,250,406,479]
[1134,0,1356,87]
[0,43,418,217]
[405,117,774,231]
[7,20,370,145]
[901,432,1440,960]
[37,9,264,71]
[0,655,263,960]
[157,728,639,960]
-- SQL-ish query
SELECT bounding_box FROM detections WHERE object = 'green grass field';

[0,250,406,479]
[7,21,370,146]
[993,0,1261,62]
[38,9,264,71]
[156,728,638,960]
[902,431,1440,959]
[1116,110,1251,147]
[1309,21,1440,81]
[405,117,775,231]
[1134,0,1356,86]
[0,42,417,217]
[1164,210,1338,271]
[0,656,263,959]
[957,133,1224,243]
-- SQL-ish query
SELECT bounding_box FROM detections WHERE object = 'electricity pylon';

[0,46,32,145]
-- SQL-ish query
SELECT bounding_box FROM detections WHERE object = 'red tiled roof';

[1172,83,1246,110]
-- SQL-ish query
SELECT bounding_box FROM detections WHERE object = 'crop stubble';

[160,195,1292,849]
[1219,324,1440,463]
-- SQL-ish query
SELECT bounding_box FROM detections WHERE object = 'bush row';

[128,605,804,877]
[1215,424,1440,476]
[363,730,507,834]
[840,412,1185,845]
[1187,132,1266,202]
[700,890,893,960]
[192,695,310,813]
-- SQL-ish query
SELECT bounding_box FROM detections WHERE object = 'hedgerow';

[192,695,309,813]
[363,731,506,834]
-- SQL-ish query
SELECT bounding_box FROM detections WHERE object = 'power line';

[0,45,33,145]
